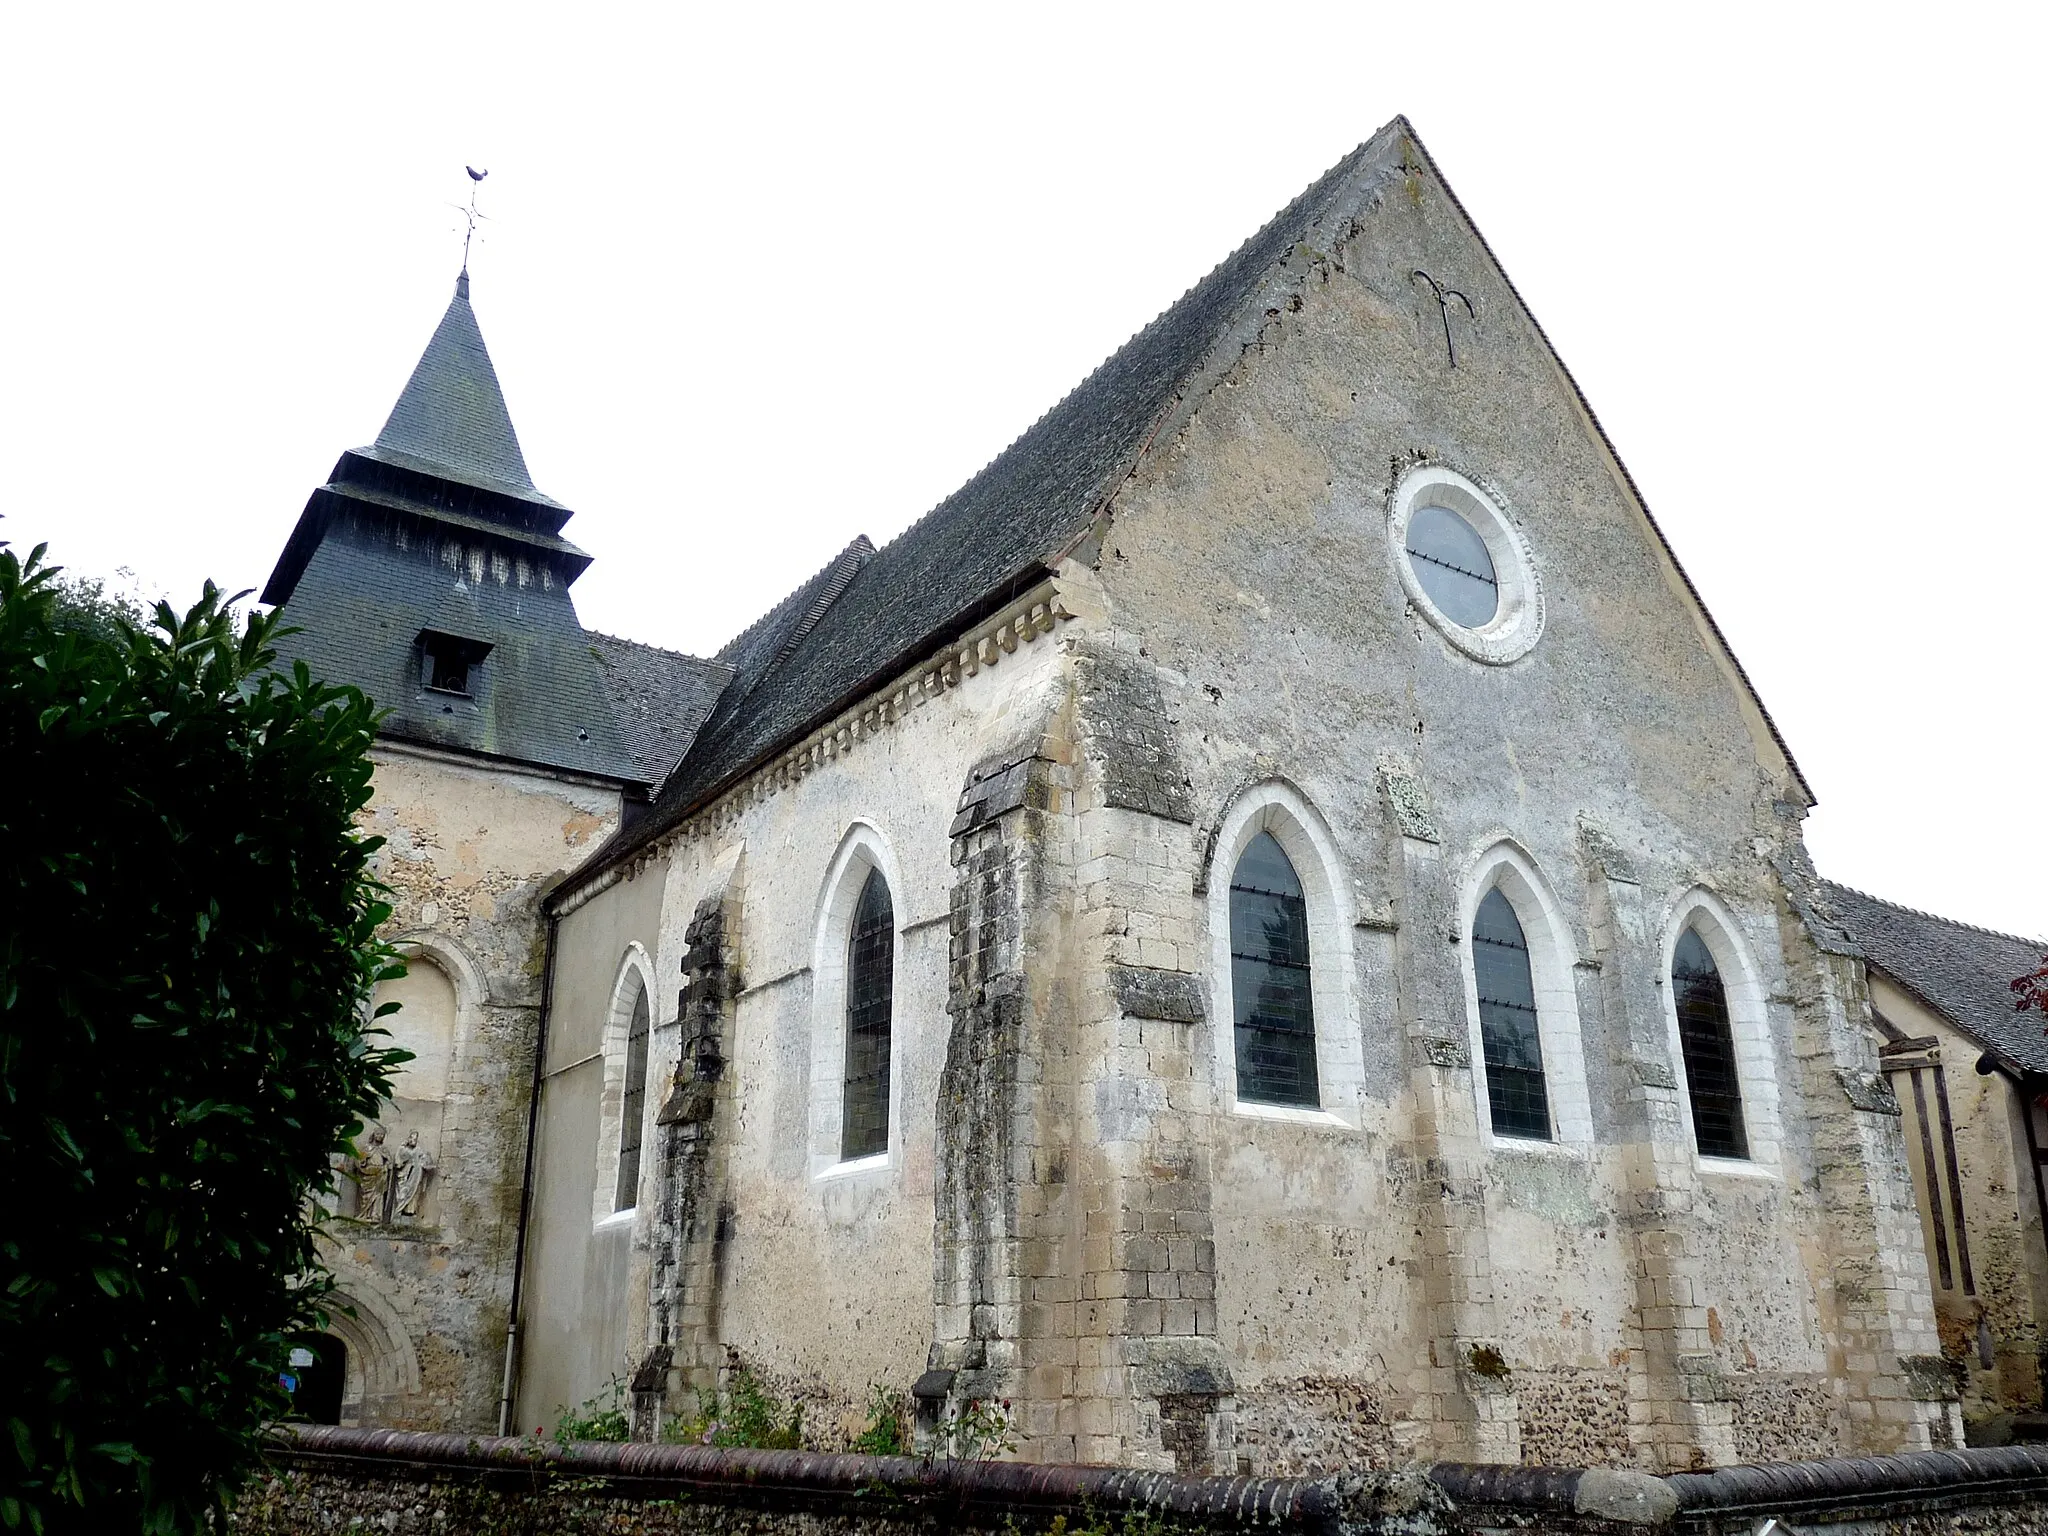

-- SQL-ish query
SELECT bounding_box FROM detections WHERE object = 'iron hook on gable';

[1411,269,1475,369]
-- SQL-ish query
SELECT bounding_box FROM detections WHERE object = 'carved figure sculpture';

[393,1130,436,1220]
[355,1126,392,1224]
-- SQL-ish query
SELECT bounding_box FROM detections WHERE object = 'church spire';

[363,273,548,502]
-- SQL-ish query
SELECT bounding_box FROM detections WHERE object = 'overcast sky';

[4,3,2042,940]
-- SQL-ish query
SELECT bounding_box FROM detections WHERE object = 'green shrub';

[0,545,407,1533]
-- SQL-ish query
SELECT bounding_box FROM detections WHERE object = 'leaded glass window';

[1673,928,1748,1159]
[841,868,894,1160]
[614,982,650,1211]
[1229,831,1319,1108]
[1473,888,1549,1139]
[1404,505,1499,628]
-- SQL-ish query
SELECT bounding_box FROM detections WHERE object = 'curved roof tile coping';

[272,1427,2048,1526]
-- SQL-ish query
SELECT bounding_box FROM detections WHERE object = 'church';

[261,117,2046,1473]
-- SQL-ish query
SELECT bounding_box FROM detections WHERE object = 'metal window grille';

[614,984,650,1211]
[841,868,894,1160]
[1229,831,1320,1108]
[1473,887,1550,1139]
[1405,504,1499,627]
[1672,928,1749,1159]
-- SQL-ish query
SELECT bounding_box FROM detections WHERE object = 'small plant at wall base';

[657,1366,802,1449]
[554,1377,632,1445]
[0,543,410,1533]
[850,1384,908,1456]
[942,1399,1015,1462]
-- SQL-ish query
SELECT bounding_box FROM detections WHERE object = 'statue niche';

[352,951,458,1228]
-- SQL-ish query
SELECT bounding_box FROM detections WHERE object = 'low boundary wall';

[230,1426,2048,1534]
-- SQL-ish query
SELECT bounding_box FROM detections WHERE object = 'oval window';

[1405,504,1499,628]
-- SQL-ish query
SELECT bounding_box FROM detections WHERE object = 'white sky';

[4,3,2043,940]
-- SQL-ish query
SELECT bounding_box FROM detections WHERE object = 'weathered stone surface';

[1111,965,1205,1025]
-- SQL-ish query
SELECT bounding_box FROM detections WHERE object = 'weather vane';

[457,166,488,276]
[1410,269,1475,369]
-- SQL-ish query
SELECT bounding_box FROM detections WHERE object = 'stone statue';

[355,1126,392,1224]
[393,1130,436,1221]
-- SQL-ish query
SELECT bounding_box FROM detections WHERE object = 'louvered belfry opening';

[1673,927,1749,1159]
[615,982,651,1210]
[841,867,894,1161]
[1229,831,1320,1108]
[1473,887,1550,1138]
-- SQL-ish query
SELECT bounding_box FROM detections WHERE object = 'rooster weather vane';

[1410,269,1475,369]
[457,166,488,276]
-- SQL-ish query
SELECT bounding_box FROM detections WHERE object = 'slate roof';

[1818,881,2048,1074]
[265,274,725,786]
[563,112,1815,892]
[588,632,733,784]
[358,272,562,508]
[573,129,1392,883]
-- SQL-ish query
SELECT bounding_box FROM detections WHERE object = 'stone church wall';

[515,853,667,1433]
[521,628,1075,1442]
[1052,142,1948,1469]
[511,135,1953,1473]
[325,741,623,1432]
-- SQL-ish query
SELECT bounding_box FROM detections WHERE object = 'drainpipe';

[499,908,560,1436]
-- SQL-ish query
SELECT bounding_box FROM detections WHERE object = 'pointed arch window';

[841,868,894,1161]
[1673,928,1749,1159]
[1473,887,1550,1139]
[614,981,651,1211]
[1229,831,1320,1108]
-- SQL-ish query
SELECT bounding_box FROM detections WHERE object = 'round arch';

[318,1283,420,1426]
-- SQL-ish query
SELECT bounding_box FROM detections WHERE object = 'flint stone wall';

[231,1428,2048,1535]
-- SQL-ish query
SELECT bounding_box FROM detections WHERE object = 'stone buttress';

[647,862,744,1423]
[1575,820,1742,1469]
[1378,764,1521,1464]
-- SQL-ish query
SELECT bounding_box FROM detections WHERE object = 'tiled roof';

[1818,881,2048,1074]
[587,631,732,784]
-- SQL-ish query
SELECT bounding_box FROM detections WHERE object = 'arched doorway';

[283,1334,347,1425]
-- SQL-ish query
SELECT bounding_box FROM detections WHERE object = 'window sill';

[1697,1153,1778,1181]
[594,1206,636,1231]
[1229,1100,1351,1131]
[814,1151,891,1182]
[1484,1132,1588,1158]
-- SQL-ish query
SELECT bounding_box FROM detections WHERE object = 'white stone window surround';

[591,943,658,1228]
[1457,839,1596,1153]
[809,822,908,1180]
[1658,888,1784,1178]
[1387,463,1545,665]
[1206,781,1364,1131]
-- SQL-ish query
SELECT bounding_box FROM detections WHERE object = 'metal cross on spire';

[1410,269,1475,369]
[458,166,489,277]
